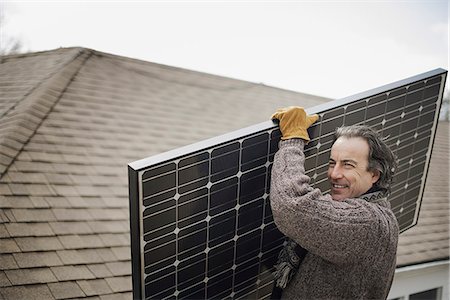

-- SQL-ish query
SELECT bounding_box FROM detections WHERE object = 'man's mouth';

[332,184,348,189]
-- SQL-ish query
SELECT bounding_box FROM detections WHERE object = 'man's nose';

[330,166,343,179]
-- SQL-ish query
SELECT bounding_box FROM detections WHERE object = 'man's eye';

[344,163,355,168]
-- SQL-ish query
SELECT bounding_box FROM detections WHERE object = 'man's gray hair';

[334,125,397,194]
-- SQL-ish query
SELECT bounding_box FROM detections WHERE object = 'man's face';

[327,137,380,201]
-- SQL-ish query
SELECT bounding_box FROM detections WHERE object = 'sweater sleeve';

[270,139,385,265]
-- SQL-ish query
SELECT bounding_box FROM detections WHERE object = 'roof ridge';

[0,47,86,63]
[0,48,92,178]
[91,49,332,100]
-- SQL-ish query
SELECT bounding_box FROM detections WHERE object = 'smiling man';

[328,133,380,201]
[270,106,399,300]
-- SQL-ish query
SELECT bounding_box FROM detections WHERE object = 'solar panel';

[128,68,447,300]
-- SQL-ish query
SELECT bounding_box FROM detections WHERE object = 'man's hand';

[271,106,319,141]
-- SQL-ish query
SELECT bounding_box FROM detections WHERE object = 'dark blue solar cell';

[142,162,176,180]
[236,231,262,264]
[210,178,238,216]
[241,133,269,171]
[208,210,236,247]
[208,241,234,276]
[239,167,267,204]
[143,172,176,197]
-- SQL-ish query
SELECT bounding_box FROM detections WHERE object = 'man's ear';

[371,169,381,184]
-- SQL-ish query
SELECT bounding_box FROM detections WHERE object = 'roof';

[0,47,330,299]
[396,121,449,267]
[0,47,447,299]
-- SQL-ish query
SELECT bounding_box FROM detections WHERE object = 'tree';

[0,3,23,55]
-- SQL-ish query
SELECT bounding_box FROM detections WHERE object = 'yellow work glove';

[271,106,319,141]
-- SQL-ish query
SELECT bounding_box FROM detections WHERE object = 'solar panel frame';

[129,68,447,300]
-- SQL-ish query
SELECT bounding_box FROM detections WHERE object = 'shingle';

[24,184,55,196]
[0,239,20,253]
[49,221,93,235]
[13,251,63,268]
[104,276,132,293]
[102,197,126,208]
[44,197,71,208]
[0,254,18,270]
[30,196,50,208]
[99,292,132,300]
[5,222,54,237]
[28,151,64,163]
[76,197,106,208]
[51,163,96,176]
[83,186,114,198]
[109,186,127,197]
[58,234,84,249]
[56,249,84,265]
[0,224,9,238]
[88,208,127,221]
[51,265,95,281]
[0,284,54,300]
[6,172,47,184]
[13,161,54,173]
[95,248,116,263]
[0,210,13,223]
[78,234,105,248]
[56,233,102,249]
[5,267,57,285]
[87,221,126,234]
[79,249,104,264]
[52,208,93,221]
[99,233,129,247]
[15,236,64,251]
[52,185,80,197]
[45,173,73,185]
[89,175,116,186]
[94,166,121,176]
[86,264,113,278]
[7,183,29,196]
[110,247,131,261]
[64,196,107,209]
[70,174,92,185]
[77,279,113,296]
[77,186,102,197]
[62,153,89,164]
[0,184,12,196]
[0,196,34,208]
[11,208,56,222]
[0,271,11,287]
[105,262,131,276]
[48,281,85,299]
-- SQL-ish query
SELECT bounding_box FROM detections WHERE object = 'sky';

[1,0,448,99]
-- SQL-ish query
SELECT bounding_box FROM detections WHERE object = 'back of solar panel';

[128,68,447,300]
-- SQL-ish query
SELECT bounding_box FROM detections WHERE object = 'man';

[270,106,399,300]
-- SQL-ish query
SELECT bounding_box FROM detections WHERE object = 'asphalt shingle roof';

[0,47,448,299]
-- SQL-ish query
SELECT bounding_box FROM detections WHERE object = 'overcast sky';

[2,0,448,99]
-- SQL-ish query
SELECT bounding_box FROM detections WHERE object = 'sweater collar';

[361,187,389,207]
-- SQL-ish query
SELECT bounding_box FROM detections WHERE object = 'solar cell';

[129,68,447,300]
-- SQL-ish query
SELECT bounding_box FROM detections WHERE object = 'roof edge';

[396,257,450,270]
[0,48,92,178]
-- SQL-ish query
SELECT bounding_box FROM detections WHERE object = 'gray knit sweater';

[270,139,399,300]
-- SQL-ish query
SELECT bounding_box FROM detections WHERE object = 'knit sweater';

[270,139,399,300]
